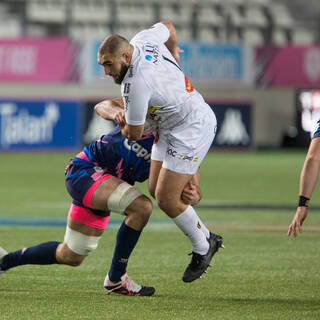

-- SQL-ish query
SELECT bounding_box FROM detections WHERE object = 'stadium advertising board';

[179,43,254,84]
[79,40,112,84]
[256,45,320,87]
[209,101,252,149]
[298,89,320,136]
[81,100,252,149]
[0,100,82,150]
[284,89,320,148]
[0,38,77,82]
[80,40,254,84]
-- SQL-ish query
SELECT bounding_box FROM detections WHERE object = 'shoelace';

[122,275,142,292]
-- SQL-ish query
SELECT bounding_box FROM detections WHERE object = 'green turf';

[0,150,320,319]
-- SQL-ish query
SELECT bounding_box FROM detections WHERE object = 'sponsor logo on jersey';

[185,75,194,93]
[167,147,198,162]
[148,106,162,114]
[167,148,177,157]
[178,155,193,161]
[123,95,130,112]
[124,83,131,94]
[94,166,103,172]
[123,139,151,162]
[144,43,159,65]
[128,65,133,78]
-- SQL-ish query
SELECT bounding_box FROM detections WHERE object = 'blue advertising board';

[0,100,82,150]
[179,43,253,84]
[80,40,253,84]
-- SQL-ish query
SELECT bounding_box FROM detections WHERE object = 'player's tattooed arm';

[94,98,126,126]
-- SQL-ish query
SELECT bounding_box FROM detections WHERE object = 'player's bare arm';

[298,137,320,199]
[288,137,320,236]
[161,21,184,63]
[94,98,144,140]
[94,98,125,125]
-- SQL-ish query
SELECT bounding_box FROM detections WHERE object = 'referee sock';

[172,206,209,255]
[108,222,141,283]
[0,241,60,271]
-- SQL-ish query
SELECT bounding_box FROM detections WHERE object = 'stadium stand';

[0,0,319,44]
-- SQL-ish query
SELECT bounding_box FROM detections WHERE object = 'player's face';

[98,52,129,85]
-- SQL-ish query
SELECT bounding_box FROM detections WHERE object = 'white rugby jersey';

[121,23,206,130]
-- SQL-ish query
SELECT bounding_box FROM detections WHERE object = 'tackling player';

[97,21,223,282]
[0,98,201,296]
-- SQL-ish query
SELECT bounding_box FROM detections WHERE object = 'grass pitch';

[0,150,319,320]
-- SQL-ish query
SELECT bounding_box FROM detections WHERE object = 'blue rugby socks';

[0,241,60,271]
[108,222,141,283]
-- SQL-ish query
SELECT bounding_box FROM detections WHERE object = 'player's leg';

[0,241,61,273]
[155,167,211,250]
[0,175,118,274]
[87,176,154,296]
[152,109,223,282]
[149,158,211,238]
[150,128,213,255]
[148,159,162,199]
[56,214,105,266]
[0,208,105,273]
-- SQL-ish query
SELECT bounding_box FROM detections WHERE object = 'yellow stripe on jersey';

[148,106,162,114]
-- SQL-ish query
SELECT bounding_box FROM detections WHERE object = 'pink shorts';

[68,203,110,230]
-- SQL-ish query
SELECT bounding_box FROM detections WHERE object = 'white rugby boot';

[104,273,155,296]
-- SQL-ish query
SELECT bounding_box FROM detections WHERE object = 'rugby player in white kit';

[97,21,224,282]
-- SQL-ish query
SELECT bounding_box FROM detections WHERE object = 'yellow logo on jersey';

[148,106,162,114]
[197,222,201,229]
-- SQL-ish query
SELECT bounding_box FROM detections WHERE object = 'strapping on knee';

[64,226,101,256]
[107,182,142,215]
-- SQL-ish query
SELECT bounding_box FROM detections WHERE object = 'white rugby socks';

[172,206,210,255]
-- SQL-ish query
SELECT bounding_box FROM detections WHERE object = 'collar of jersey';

[131,46,140,65]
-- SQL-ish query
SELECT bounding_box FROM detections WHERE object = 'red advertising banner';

[0,37,78,82]
[256,45,320,87]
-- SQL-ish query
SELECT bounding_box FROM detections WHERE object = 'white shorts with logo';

[151,103,217,175]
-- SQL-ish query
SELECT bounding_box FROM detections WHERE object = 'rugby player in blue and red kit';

[0,98,201,296]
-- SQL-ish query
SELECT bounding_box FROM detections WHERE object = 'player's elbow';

[161,21,177,38]
[94,102,107,115]
[161,21,174,31]
[94,103,101,114]
[305,154,320,169]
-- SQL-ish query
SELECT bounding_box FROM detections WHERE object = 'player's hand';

[181,182,201,205]
[287,206,308,237]
[114,110,126,127]
[172,46,184,63]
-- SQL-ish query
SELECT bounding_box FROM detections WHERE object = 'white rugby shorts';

[151,103,217,175]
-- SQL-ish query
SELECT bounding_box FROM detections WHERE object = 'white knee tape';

[107,182,142,215]
[64,226,101,256]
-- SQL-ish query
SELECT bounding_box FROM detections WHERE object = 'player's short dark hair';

[98,34,129,56]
